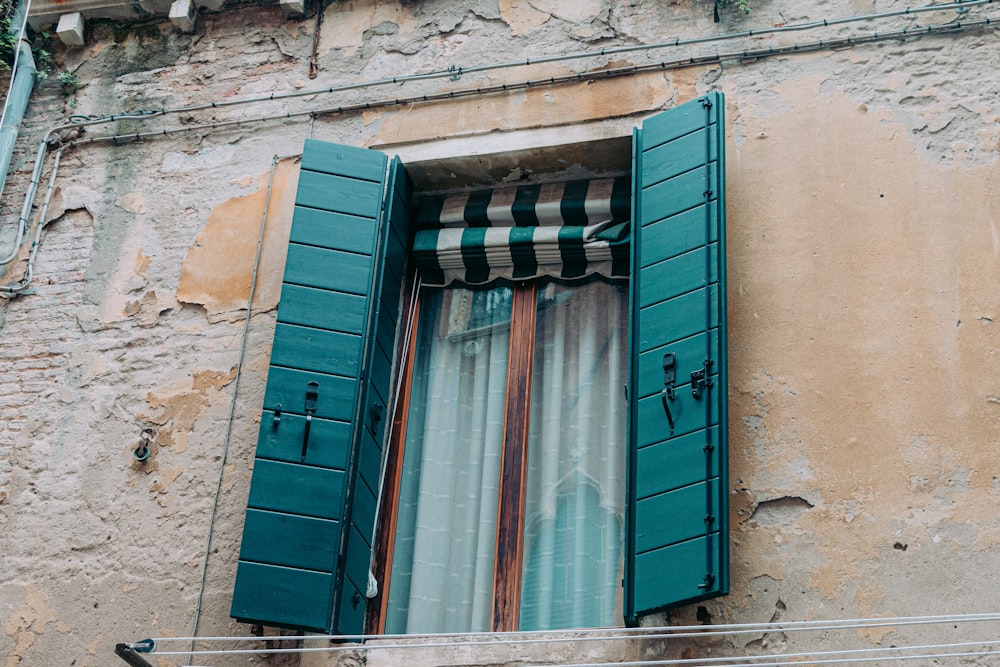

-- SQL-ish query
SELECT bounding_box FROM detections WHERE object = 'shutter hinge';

[698,572,716,589]
[369,402,384,435]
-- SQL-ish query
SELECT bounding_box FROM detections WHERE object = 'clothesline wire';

[140,612,1000,645]
[141,637,1000,663]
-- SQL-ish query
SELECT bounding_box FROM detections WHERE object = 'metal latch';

[691,359,714,399]
[300,381,319,462]
[661,352,677,435]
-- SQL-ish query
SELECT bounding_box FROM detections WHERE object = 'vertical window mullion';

[492,283,538,632]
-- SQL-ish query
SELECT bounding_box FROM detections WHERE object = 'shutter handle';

[661,352,676,436]
[300,381,319,462]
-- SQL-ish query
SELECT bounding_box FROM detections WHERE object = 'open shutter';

[625,92,729,623]
[231,140,407,634]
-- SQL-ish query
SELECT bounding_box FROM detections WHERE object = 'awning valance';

[413,176,631,286]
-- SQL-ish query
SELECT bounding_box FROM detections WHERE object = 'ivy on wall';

[0,0,53,76]
[714,0,751,21]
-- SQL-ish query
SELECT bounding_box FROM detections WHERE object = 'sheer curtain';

[385,286,512,634]
[386,280,627,633]
[519,279,628,630]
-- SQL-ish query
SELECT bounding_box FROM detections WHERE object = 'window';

[230,93,729,636]
[383,277,628,633]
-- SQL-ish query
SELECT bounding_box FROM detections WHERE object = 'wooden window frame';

[367,280,542,634]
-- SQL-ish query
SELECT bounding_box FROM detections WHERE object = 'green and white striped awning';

[413,177,631,286]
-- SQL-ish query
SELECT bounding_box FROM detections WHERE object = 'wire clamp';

[132,638,156,653]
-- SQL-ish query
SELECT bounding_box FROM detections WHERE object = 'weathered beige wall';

[1,0,998,665]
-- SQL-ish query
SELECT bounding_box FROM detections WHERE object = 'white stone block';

[279,0,305,17]
[55,12,85,47]
[169,0,197,32]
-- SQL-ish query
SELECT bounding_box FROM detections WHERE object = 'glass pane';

[519,279,628,630]
[386,285,513,634]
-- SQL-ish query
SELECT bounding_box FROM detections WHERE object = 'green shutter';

[625,92,729,623]
[231,140,407,634]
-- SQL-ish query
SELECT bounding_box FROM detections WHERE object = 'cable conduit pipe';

[52,0,999,130]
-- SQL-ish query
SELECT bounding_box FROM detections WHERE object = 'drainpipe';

[0,0,37,203]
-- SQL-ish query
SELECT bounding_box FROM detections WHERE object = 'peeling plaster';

[499,0,551,35]
[140,367,237,453]
[369,69,673,145]
[175,158,298,317]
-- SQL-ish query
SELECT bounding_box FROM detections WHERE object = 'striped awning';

[413,176,631,286]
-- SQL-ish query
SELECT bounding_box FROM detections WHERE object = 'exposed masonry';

[1,0,1000,665]
[747,496,815,527]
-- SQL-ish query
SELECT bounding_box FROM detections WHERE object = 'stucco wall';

[1,0,998,665]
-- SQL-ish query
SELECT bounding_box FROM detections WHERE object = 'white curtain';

[519,279,628,630]
[386,280,627,633]
[386,287,511,634]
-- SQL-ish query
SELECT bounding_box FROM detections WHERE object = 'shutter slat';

[636,379,721,447]
[255,413,351,469]
[239,510,340,571]
[633,535,720,614]
[277,285,367,334]
[231,562,334,633]
[625,92,729,624]
[636,427,721,500]
[296,170,384,217]
[270,324,362,376]
[262,367,357,422]
[641,201,721,264]
[289,207,377,254]
[283,244,373,295]
[246,460,345,519]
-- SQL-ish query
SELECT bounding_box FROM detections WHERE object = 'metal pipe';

[0,0,36,203]
[0,146,60,294]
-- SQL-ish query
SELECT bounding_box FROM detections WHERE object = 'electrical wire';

[182,153,301,666]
